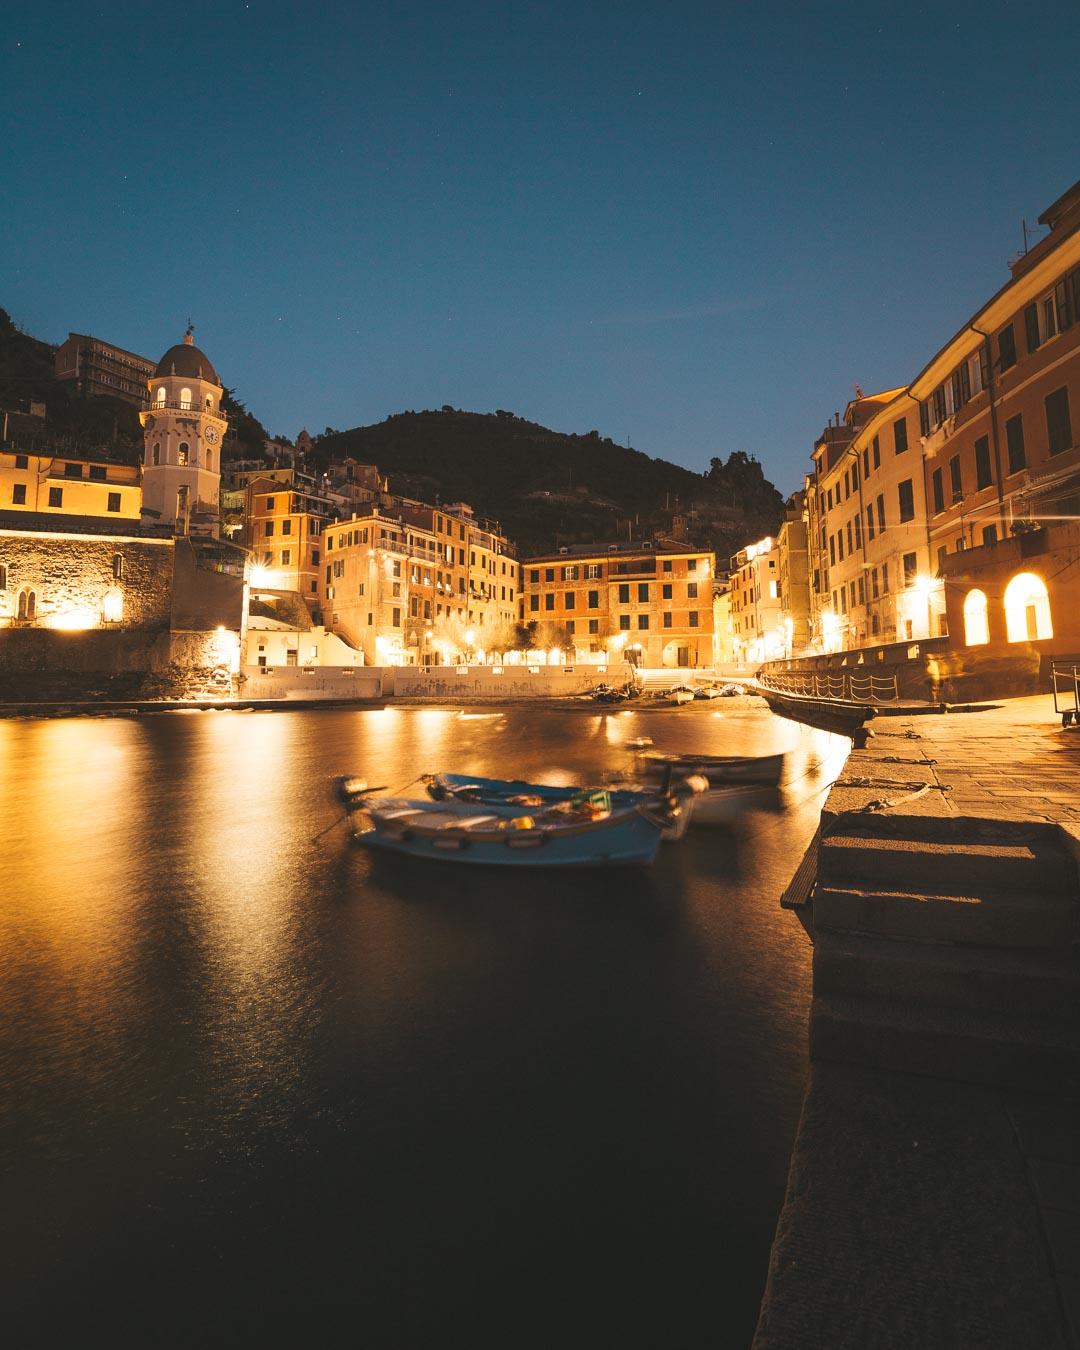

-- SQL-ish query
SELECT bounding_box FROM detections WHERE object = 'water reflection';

[1,702,847,1348]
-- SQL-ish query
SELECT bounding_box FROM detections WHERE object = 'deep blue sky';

[3,2,1079,491]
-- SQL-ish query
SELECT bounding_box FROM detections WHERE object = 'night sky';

[3,1,1079,490]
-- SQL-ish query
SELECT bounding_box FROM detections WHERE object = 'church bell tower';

[141,327,227,537]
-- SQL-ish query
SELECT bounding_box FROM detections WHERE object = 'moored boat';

[336,780,668,866]
[423,771,698,841]
[635,750,785,788]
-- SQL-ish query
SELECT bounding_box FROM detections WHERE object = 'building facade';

[1,449,141,521]
[54,333,156,406]
[729,536,782,663]
[521,541,716,668]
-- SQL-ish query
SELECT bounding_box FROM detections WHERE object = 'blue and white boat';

[423,772,696,840]
[336,780,667,867]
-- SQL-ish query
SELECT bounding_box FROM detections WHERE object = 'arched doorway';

[1003,572,1052,642]
[962,589,989,646]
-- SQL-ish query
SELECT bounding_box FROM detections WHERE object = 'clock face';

[204,425,220,445]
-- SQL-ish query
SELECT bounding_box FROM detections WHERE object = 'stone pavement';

[756,693,1080,1349]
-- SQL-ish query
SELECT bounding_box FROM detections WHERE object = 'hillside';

[314,410,785,559]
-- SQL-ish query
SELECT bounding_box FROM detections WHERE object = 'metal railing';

[758,668,900,704]
[1051,661,1080,726]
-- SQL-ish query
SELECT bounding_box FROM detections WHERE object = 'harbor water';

[0,701,847,1347]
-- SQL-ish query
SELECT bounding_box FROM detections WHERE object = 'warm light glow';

[963,589,989,646]
[912,574,935,599]
[248,563,273,587]
[821,610,842,654]
[102,588,123,624]
[45,606,99,632]
[1004,571,1053,643]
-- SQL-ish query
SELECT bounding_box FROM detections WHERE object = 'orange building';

[521,541,716,667]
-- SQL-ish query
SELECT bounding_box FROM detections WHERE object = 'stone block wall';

[0,530,174,628]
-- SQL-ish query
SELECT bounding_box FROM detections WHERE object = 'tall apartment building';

[0,450,141,521]
[320,503,518,665]
[729,536,782,662]
[521,541,716,668]
[54,333,156,406]
[245,471,335,606]
[777,493,810,655]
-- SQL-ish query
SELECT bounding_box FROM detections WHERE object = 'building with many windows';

[0,449,141,521]
[729,536,782,663]
[521,541,716,668]
[54,333,156,406]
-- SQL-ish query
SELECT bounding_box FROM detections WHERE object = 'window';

[870,568,879,599]
[662,560,672,572]
[282,519,292,535]
[62,462,81,478]
[1004,571,1052,642]
[565,620,575,635]
[392,607,401,627]
[619,614,630,630]
[862,448,870,478]
[687,582,698,599]
[982,525,998,546]
[265,521,274,536]
[843,470,850,500]
[866,505,875,542]
[107,492,121,512]
[545,568,555,582]
[902,552,917,587]
[828,535,836,566]
[48,487,62,508]
[588,619,599,634]
[530,595,539,612]
[873,438,881,470]
[932,385,947,427]
[179,386,193,409]
[662,613,672,628]
[565,592,575,610]
[975,436,992,490]
[1046,387,1072,455]
[898,479,914,522]
[882,562,889,593]
[854,513,862,548]
[563,565,578,580]
[894,418,908,454]
[932,468,944,514]
[963,589,989,646]
[1025,303,1041,354]
[687,559,697,572]
[846,521,853,554]
[177,442,191,466]
[637,615,649,630]
[281,549,291,565]
[937,544,948,570]
[637,583,649,602]
[689,612,699,627]
[14,453,27,469]
[587,590,599,608]
[949,455,962,501]
[618,583,630,604]
[529,569,539,583]
[659,583,671,600]
[876,494,885,532]
[17,589,36,621]
[1006,414,1026,473]
[545,594,554,611]
[769,580,779,599]
[998,324,1016,372]
[12,484,26,505]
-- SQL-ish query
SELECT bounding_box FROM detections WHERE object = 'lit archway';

[1004,572,1052,643]
[963,589,989,646]
[102,587,123,624]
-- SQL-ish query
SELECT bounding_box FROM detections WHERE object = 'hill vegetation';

[314,409,786,559]
[2,306,787,559]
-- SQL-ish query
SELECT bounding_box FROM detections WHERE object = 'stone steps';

[811,991,1080,1093]
[818,830,1076,898]
[813,930,1080,1023]
[814,883,1077,948]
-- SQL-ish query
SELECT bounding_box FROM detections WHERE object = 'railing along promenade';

[757,668,900,704]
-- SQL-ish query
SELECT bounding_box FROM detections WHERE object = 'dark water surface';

[0,702,847,1348]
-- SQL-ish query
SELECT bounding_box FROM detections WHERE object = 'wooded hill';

[313,409,786,560]
[1,306,787,560]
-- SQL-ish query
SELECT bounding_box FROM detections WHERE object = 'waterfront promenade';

[756,694,1080,1349]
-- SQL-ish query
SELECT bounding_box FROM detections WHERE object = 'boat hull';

[351,795,664,867]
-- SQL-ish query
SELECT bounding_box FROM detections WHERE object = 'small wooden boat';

[634,751,784,826]
[423,771,697,841]
[336,780,667,867]
[635,750,785,788]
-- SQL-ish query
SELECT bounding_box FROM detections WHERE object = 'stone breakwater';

[754,695,1080,1349]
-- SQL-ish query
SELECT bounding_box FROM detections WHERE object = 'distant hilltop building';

[54,332,156,407]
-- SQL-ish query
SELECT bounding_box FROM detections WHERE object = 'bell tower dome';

[141,326,227,537]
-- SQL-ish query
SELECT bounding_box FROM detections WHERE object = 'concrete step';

[814,883,1077,948]
[819,831,1076,897]
[821,807,1063,849]
[811,992,1080,1093]
[813,931,1080,1023]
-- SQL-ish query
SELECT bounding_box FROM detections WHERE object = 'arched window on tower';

[17,588,36,622]
[155,387,166,407]
[962,589,989,646]
[152,442,161,466]
[1004,572,1053,642]
[205,395,213,410]
[179,387,193,410]
[178,442,189,466]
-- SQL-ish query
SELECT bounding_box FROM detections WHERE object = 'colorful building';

[521,541,716,668]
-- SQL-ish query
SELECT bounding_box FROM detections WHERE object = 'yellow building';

[729,536,783,663]
[522,541,716,668]
[0,449,141,520]
[245,472,333,608]
[320,503,518,665]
